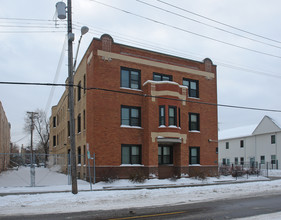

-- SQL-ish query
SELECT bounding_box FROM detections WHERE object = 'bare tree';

[24,109,49,161]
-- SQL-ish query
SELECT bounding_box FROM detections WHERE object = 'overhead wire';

[136,0,281,50]
[156,0,281,45]
[44,34,67,115]
[88,0,281,59]
[1,81,281,113]
[74,22,281,79]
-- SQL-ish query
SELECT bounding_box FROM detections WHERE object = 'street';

[2,192,281,220]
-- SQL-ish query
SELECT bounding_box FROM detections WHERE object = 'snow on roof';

[218,124,257,140]
[143,80,187,89]
[269,116,281,129]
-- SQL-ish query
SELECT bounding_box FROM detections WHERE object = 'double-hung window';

[183,78,199,98]
[271,155,276,165]
[53,136,56,147]
[77,81,81,101]
[159,106,165,126]
[121,67,141,89]
[53,116,56,128]
[121,145,141,164]
[158,145,173,164]
[153,73,172,81]
[77,114,81,133]
[168,106,177,126]
[189,147,200,164]
[121,106,141,127]
[78,147,81,164]
[260,156,265,164]
[189,113,200,131]
[226,142,229,149]
[271,135,276,144]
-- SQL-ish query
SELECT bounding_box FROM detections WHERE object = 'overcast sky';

[1,0,281,148]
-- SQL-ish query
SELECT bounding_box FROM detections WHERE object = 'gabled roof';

[252,115,281,135]
[219,115,281,140]
[218,124,257,140]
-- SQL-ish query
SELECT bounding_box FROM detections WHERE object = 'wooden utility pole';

[67,0,78,194]
[27,111,38,187]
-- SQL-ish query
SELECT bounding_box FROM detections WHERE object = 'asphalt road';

[2,192,281,220]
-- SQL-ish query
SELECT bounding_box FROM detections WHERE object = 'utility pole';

[67,0,78,194]
[27,111,38,187]
[56,0,87,194]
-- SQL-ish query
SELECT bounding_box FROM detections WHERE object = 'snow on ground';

[237,211,281,220]
[1,167,281,217]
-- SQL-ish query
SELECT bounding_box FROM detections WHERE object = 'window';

[57,134,59,145]
[240,140,244,148]
[121,67,141,89]
[226,142,229,149]
[222,158,226,165]
[83,110,86,130]
[235,157,238,165]
[240,157,244,165]
[153,73,172,81]
[53,116,56,128]
[158,145,173,164]
[271,135,276,144]
[178,108,181,128]
[53,136,56,147]
[261,156,265,164]
[271,155,276,165]
[189,147,200,164]
[226,159,230,166]
[189,113,200,131]
[67,121,70,137]
[121,145,141,164]
[168,106,177,126]
[68,149,71,165]
[159,106,165,126]
[183,78,199,98]
[78,81,81,101]
[216,147,218,154]
[78,147,81,164]
[83,74,86,94]
[121,106,141,127]
[83,145,86,164]
[77,114,81,133]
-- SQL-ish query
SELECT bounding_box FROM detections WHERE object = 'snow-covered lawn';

[1,167,281,218]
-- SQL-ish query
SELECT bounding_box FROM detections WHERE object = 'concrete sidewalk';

[1,177,278,196]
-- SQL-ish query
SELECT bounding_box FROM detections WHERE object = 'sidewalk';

[1,176,278,196]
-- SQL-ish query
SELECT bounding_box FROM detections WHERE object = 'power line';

[75,22,281,79]
[0,31,65,33]
[1,81,281,113]
[156,0,281,45]
[89,0,281,59]
[44,34,67,115]
[12,134,29,144]
[137,0,281,50]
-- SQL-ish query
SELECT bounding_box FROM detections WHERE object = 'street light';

[73,26,89,72]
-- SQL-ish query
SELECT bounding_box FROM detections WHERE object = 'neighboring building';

[50,34,218,181]
[219,116,281,169]
[0,101,11,172]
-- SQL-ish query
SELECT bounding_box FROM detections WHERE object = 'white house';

[219,116,281,169]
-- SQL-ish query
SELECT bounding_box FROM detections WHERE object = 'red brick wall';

[85,35,218,177]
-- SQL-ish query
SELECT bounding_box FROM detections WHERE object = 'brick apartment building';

[0,101,11,172]
[49,34,218,181]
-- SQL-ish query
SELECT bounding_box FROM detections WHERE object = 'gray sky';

[1,0,281,147]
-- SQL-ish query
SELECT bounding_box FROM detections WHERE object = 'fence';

[0,153,95,189]
[218,160,279,178]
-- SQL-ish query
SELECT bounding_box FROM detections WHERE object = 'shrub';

[101,169,118,183]
[129,170,147,183]
[169,174,180,182]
